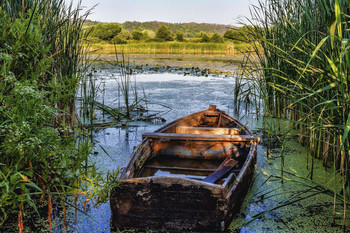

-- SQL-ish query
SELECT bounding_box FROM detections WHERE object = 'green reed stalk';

[243,0,350,225]
[0,1,115,231]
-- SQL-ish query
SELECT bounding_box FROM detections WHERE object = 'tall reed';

[0,1,115,232]
[246,0,349,225]
[89,41,250,55]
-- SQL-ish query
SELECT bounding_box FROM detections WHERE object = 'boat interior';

[123,106,259,185]
[137,124,253,185]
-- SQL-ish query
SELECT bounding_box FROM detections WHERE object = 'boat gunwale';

[223,143,257,197]
[119,175,225,195]
[111,106,259,231]
[119,107,257,189]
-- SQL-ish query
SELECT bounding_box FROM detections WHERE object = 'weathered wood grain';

[202,157,238,183]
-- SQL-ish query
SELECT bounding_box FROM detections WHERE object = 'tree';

[224,29,241,41]
[155,25,174,41]
[238,25,257,42]
[224,27,256,42]
[111,35,127,44]
[131,30,144,40]
[210,33,224,43]
[142,31,150,40]
[176,30,185,42]
[90,23,122,41]
[200,32,210,43]
[118,30,131,40]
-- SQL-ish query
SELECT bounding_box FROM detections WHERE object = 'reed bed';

[78,51,169,129]
[245,0,350,226]
[0,1,117,232]
[88,42,252,55]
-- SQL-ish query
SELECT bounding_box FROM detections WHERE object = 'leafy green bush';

[142,31,150,40]
[112,35,128,44]
[224,29,241,41]
[224,26,256,42]
[132,30,144,40]
[210,33,224,43]
[90,23,122,41]
[155,25,174,41]
[176,30,185,42]
[200,33,210,43]
[118,30,131,40]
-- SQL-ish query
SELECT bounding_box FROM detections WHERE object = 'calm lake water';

[52,69,347,232]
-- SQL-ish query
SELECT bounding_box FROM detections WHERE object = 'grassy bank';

[89,41,253,55]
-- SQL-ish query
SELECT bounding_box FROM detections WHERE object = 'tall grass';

[0,1,117,232]
[246,0,349,225]
[89,41,252,55]
[4,0,92,128]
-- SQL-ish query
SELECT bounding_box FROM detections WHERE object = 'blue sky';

[68,0,259,25]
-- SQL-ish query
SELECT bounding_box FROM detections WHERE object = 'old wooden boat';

[110,105,260,232]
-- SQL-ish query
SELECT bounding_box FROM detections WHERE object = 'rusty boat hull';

[110,105,259,231]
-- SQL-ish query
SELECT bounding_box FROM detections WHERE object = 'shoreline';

[90,53,249,72]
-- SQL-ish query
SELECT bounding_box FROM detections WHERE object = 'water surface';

[54,70,347,232]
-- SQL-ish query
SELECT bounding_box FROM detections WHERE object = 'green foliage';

[224,29,240,40]
[122,21,229,38]
[111,35,127,44]
[109,42,228,54]
[210,32,224,43]
[90,23,122,41]
[248,0,350,207]
[224,26,257,42]
[0,11,50,81]
[195,31,213,43]
[195,31,207,38]
[118,30,131,40]
[0,1,115,229]
[132,30,144,41]
[176,30,185,42]
[147,37,166,42]
[142,31,150,40]
[199,32,210,43]
[156,25,174,41]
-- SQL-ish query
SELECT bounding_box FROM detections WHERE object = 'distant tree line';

[87,22,255,44]
[121,21,230,38]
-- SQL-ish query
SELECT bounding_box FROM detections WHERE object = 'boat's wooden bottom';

[110,150,256,232]
[110,178,226,232]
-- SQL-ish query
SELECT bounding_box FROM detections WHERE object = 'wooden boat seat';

[202,157,238,184]
[143,165,216,172]
[143,132,260,143]
[175,126,241,135]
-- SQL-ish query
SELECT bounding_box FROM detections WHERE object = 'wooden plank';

[202,157,238,184]
[175,126,240,135]
[143,132,260,143]
[144,165,216,172]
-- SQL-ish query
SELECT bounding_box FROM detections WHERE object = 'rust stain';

[117,199,132,215]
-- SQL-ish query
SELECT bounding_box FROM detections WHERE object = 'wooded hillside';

[85,20,237,38]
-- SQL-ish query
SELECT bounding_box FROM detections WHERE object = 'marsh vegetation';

[235,0,350,228]
[0,1,119,232]
[1,0,349,232]
[85,21,256,55]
